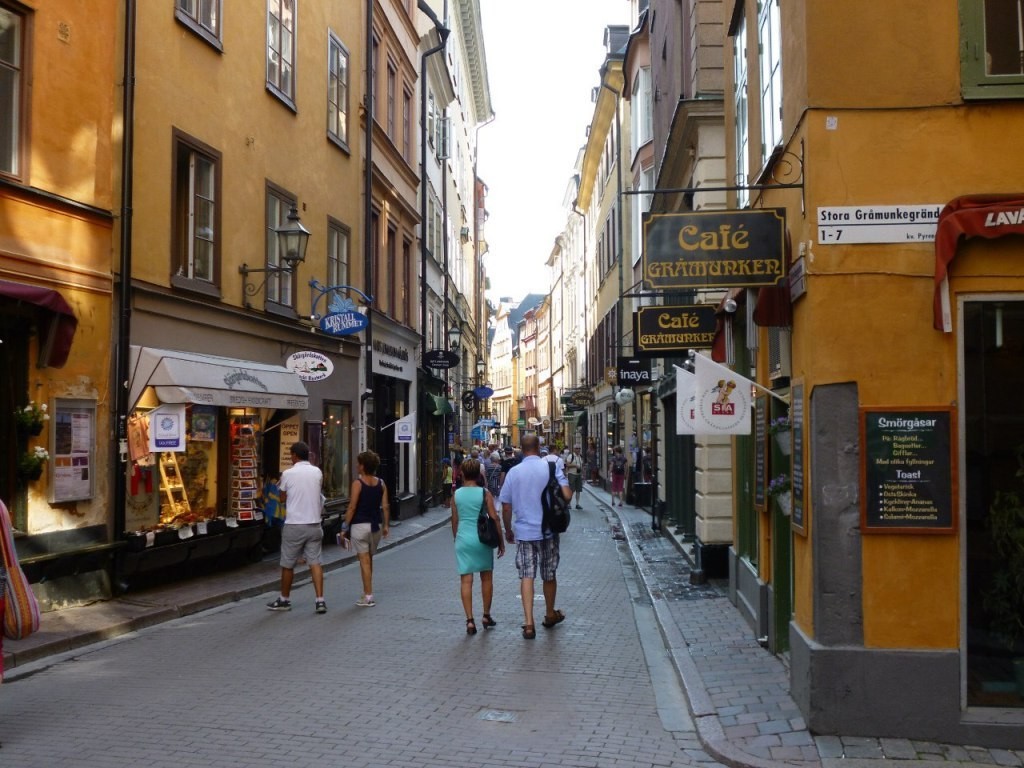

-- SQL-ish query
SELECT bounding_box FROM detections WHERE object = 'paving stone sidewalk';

[582,481,1024,768]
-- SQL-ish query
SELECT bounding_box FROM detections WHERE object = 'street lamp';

[448,324,462,352]
[239,204,311,308]
[476,358,485,381]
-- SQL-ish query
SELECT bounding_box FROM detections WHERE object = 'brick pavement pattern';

[0,504,722,768]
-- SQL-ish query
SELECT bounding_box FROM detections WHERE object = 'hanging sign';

[643,209,786,290]
[461,391,478,410]
[617,357,651,387]
[474,385,494,400]
[319,310,368,336]
[569,390,594,407]
[286,351,334,382]
[424,349,459,369]
[633,305,717,357]
[149,404,186,452]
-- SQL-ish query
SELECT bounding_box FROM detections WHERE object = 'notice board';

[860,406,956,534]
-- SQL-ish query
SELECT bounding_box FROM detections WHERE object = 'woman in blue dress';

[451,458,505,634]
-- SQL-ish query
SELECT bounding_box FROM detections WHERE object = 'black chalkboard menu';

[754,395,767,510]
[791,382,806,534]
[860,407,956,534]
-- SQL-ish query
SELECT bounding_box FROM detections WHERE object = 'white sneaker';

[355,595,376,607]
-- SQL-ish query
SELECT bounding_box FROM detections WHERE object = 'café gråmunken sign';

[642,209,787,291]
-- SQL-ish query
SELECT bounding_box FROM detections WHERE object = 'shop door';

[962,299,1024,708]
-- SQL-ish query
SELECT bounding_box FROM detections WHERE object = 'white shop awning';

[128,346,309,411]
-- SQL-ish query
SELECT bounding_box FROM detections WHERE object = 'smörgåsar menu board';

[860,407,956,534]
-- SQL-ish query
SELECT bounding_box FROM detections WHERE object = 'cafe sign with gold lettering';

[642,209,787,290]
[633,304,717,356]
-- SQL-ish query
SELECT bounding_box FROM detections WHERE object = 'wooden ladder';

[158,451,191,521]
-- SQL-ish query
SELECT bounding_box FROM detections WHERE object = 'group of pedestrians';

[264,435,576,641]
[451,435,572,638]
[267,441,388,614]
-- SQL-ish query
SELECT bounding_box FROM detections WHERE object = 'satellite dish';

[615,388,636,406]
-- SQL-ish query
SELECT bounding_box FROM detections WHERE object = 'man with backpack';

[562,444,583,509]
[499,435,572,640]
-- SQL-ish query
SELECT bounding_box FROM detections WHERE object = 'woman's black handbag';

[477,489,501,548]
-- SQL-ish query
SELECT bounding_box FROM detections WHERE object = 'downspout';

[113,0,137,550]
[364,0,375,450]
[418,1,448,504]
[602,80,624,449]
[570,200,588,456]
[472,115,495,394]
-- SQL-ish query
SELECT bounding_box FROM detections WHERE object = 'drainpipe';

[418,1,448,506]
[601,80,624,451]
[571,200,588,458]
[113,0,137,553]
[364,0,375,452]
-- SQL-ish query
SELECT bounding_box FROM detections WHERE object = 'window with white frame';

[176,0,222,48]
[386,60,396,139]
[733,14,750,208]
[631,66,652,152]
[327,220,349,288]
[757,0,782,163]
[328,32,349,146]
[265,188,296,307]
[0,4,24,178]
[172,132,220,289]
[632,166,653,267]
[959,0,1024,98]
[267,0,296,104]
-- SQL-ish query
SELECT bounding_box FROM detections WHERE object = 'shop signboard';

[516,417,526,428]
[319,310,368,336]
[617,357,651,387]
[860,406,956,534]
[278,416,301,468]
[569,390,594,407]
[423,349,459,369]
[642,209,786,291]
[474,385,494,400]
[286,351,334,382]
[461,391,477,410]
[633,305,717,357]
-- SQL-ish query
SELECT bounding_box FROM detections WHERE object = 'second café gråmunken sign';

[642,209,787,291]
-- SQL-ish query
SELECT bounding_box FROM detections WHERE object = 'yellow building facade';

[725,0,1024,747]
[0,0,117,606]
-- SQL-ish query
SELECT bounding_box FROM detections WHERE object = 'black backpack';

[541,462,570,534]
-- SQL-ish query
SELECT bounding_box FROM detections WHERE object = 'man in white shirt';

[499,435,572,639]
[268,441,326,614]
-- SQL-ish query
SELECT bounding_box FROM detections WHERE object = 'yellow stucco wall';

[130,5,364,308]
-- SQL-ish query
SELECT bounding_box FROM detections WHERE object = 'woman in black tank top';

[341,451,390,607]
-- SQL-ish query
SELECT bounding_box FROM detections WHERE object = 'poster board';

[754,394,767,512]
[859,406,956,534]
[791,381,807,535]
[50,398,96,503]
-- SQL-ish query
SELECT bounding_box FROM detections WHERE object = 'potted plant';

[17,446,50,483]
[768,415,791,455]
[14,400,49,437]
[768,473,792,514]
[983,452,1024,696]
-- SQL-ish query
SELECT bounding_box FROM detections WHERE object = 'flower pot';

[774,432,792,456]
[774,490,792,515]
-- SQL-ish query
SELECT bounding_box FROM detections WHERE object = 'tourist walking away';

[544,445,565,473]
[609,445,628,506]
[499,435,572,639]
[341,450,390,607]
[562,445,583,509]
[440,458,453,509]
[451,458,505,635]
[268,441,327,614]
[485,452,502,497]
[498,445,519,488]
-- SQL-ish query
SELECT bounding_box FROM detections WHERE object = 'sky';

[477,0,633,305]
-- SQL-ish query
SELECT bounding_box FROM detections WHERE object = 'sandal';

[466,618,477,635]
[542,610,565,629]
[522,624,536,639]
[481,614,497,629]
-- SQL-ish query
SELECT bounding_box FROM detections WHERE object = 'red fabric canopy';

[933,194,1024,332]
[0,279,78,367]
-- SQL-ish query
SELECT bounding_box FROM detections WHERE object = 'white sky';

[477,0,632,305]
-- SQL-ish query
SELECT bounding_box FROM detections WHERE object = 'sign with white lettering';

[860,406,956,534]
[617,358,651,387]
[817,205,942,245]
[643,209,786,290]
[319,310,368,336]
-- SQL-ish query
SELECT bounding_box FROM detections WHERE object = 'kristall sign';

[643,209,787,291]
[320,310,368,336]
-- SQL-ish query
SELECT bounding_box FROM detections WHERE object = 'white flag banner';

[674,365,698,435]
[393,412,416,444]
[692,353,753,435]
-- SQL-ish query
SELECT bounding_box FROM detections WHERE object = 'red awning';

[934,194,1024,332]
[0,280,78,367]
